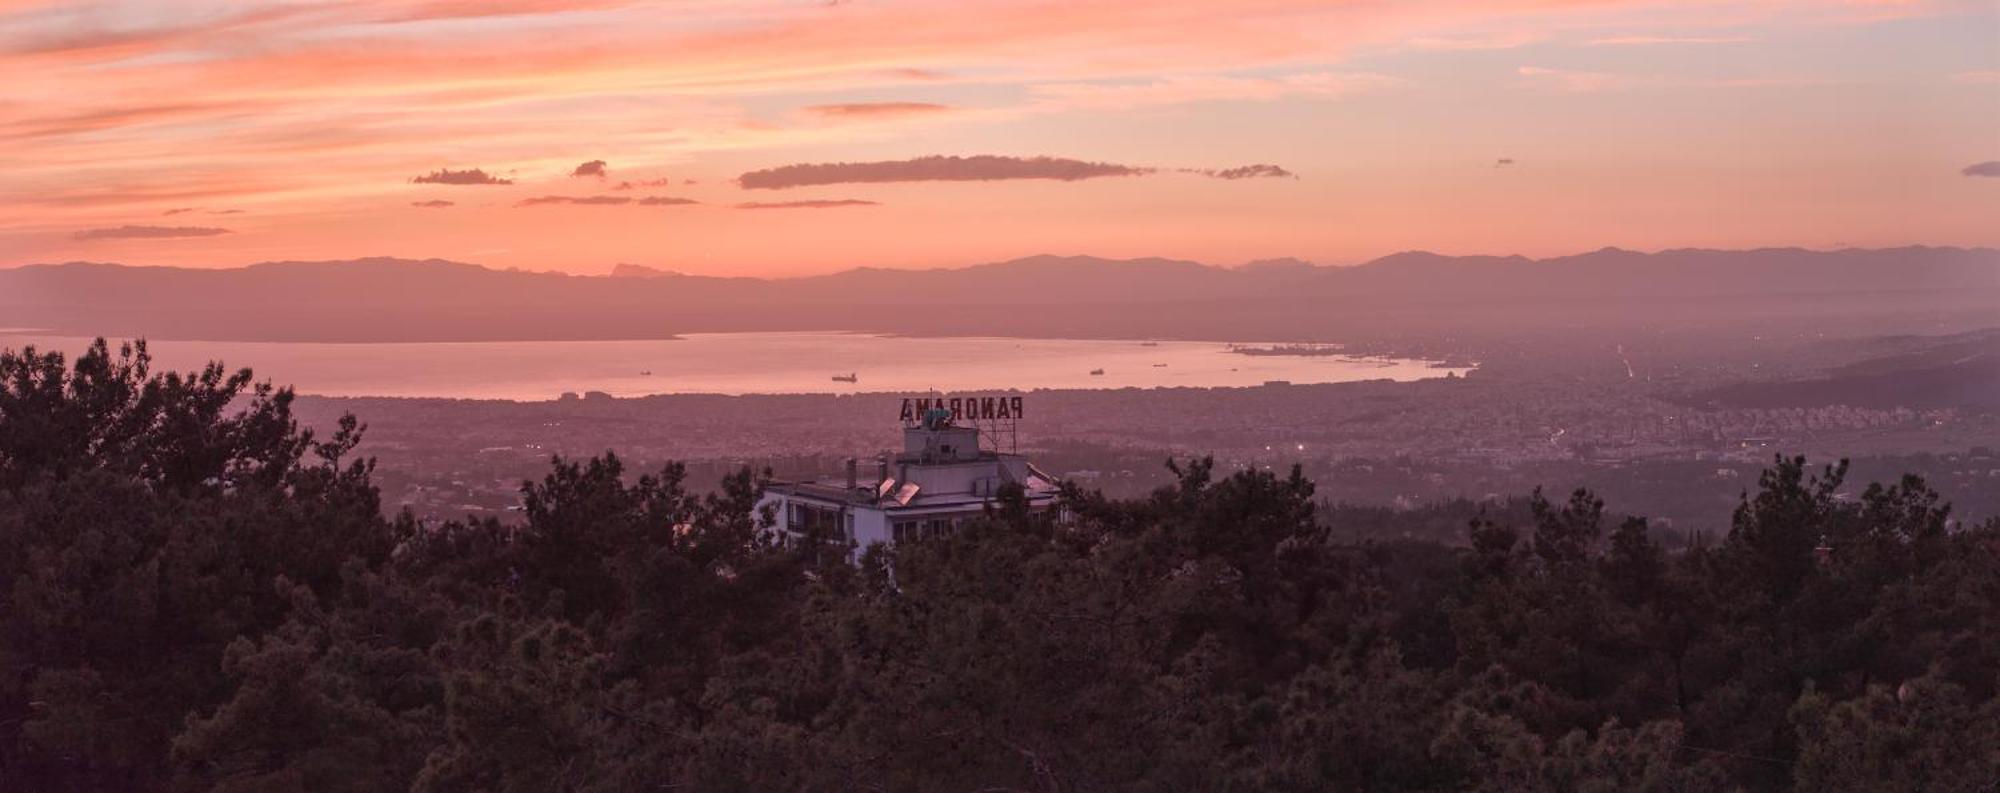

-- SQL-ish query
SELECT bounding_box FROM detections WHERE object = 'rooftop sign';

[900,395,1024,423]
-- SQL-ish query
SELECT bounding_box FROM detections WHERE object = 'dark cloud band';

[411,167,513,185]
[738,155,1151,190]
[74,225,232,240]
[1184,164,1296,180]
[734,199,880,209]
[516,195,697,207]
[517,195,631,206]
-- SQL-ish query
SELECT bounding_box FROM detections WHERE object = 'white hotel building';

[757,398,1062,553]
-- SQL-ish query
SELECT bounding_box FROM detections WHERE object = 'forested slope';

[1,340,1996,791]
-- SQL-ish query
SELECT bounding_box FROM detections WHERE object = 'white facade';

[757,409,1061,556]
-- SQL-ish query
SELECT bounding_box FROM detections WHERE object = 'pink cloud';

[0,100,262,141]
[1517,65,1623,92]
[804,102,954,118]
[1404,32,1541,50]
[571,159,608,177]
[1030,72,1395,111]
[6,0,1989,269]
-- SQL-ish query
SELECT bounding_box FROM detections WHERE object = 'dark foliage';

[2,340,1996,791]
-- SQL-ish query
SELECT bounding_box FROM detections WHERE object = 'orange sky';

[2,0,1996,276]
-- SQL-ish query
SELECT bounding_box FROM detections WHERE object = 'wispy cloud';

[5,0,1985,268]
[1963,161,2000,178]
[514,194,697,206]
[517,195,632,206]
[805,102,954,118]
[1030,72,1394,111]
[411,167,513,185]
[571,159,607,178]
[0,100,263,142]
[1517,64,1817,92]
[73,224,231,240]
[162,207,196,215]
[411,199,455,208]
[735,199,880,209]
[1184,164,1295,180]
[1517,65,1623,92]
[1404,32,1541,51]
[739,155,1151,189]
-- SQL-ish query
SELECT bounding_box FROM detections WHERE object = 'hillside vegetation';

[1,340,1996,791]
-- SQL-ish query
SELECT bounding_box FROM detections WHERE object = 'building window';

[786,502,848,544]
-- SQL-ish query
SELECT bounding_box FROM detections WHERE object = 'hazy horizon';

[8,242,1997,279]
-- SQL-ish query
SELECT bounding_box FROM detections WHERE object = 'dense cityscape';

[290,337,2000,537]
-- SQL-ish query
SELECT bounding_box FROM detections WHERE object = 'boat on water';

[639,370,652,376]
[831,373,858,383]
[1139,341,1159,347]
[1152,363,1167,367]
[1089,368,1105,376]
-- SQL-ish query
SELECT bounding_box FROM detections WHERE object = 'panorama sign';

[899,396,1025,423]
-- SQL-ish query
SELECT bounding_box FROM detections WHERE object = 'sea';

[0,331,1470,400]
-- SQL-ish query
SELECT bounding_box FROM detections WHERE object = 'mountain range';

[3,247,1995,346]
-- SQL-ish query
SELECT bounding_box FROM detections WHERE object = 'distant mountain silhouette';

[608,263,683,278]
[2,247,1994,343]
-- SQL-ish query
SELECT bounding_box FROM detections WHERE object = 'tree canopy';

[1,340,1995,791]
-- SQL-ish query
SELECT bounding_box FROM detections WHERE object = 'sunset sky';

[2,0,1996,276]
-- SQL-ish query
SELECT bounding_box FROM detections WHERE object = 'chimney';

[878,456,889,485]
[846,458,858,491]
